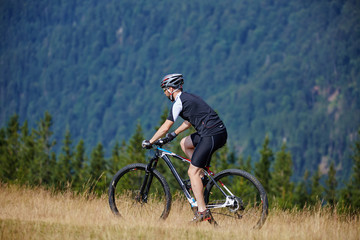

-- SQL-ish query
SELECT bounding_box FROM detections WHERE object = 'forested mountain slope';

[1,0,359,181]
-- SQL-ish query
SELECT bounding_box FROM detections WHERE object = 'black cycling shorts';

[190,130,227,168]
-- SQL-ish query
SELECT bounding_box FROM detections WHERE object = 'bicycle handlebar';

[153,136,170,147]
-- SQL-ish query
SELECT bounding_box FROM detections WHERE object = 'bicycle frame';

[145,146,236,209]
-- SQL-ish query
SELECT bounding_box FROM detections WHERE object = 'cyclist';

[142,73,227,223]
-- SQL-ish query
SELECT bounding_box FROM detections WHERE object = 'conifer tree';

[339,129,360,212]
[254,135,274,193]
[350,129,360,192]
[238,155,252,173]
[108,140,127,174]
[271,142,294,209]
[309,167,324,206]
[0,128,7,181]
[89,143,107,194]
[72,139,89,191]
[32,112,56,185]
[126,122,146,165]
[0,114,20,182]
[226,150,237,169]
[56,129,74,187]
[325,161,337,206]
[49,152,57,186]
[17,120,34,184]
[212,143,230,172]
[293,170,310,209]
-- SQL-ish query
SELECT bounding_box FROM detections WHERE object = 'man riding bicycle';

[142,73,227,223]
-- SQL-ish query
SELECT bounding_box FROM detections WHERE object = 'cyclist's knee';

[188,164,201,178]
[180,136,193,152]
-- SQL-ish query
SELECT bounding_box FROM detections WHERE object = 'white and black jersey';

[167,92,226,137]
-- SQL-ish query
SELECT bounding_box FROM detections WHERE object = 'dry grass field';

[0,183,359,240]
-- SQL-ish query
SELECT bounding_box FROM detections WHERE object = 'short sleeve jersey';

[167,92,226,137]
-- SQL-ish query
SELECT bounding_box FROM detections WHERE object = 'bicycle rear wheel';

[108,163,172,220]
[204,169,268,229]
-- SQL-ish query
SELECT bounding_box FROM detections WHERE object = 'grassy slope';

[0,184,359,240]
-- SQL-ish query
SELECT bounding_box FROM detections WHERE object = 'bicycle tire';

[204,169,268,229]
[108,163,172,220]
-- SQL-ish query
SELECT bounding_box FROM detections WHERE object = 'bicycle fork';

[137,156,159,203]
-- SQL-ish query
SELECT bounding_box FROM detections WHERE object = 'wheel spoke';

[108,163,172,220]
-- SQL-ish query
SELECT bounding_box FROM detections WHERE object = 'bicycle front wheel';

[204,169,268,229]
[108,163,172,220]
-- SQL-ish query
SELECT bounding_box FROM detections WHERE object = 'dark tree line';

[1,0,359,185]
[1,112,360,214]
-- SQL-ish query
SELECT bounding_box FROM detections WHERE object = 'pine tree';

[339,129,360,212]
[351,129,360,191]
[126,122,146,165]
[108,140,127,175]
[349,129,360,211]
[49,152,57,186]
[212,143,230,172]
[72,139,89,192]
[270,142,294,209]
[238,155,252,173]
[56,129,74,188]
[17,121,35,184]
[293,170,310,209]
[309,167,324,206]
[325,161,337,206]
[245,156,252,173]
[254,135,274,193]
[2,114,21,182]
[31,112,56,185]
[0,128,7,181]
[89,143,107,195]
[227,150,237,169]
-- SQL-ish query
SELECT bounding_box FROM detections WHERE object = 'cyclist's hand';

[165,132,177,142]
[142,140,152,149]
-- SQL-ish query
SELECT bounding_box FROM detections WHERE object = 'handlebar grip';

[154,137,169,146]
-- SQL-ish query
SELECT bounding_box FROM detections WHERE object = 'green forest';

[1,112,360,212]
[0,0,359,209]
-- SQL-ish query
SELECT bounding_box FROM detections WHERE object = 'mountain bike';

[108,137,268,229]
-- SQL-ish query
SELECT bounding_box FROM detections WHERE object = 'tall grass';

[0,183,358,240]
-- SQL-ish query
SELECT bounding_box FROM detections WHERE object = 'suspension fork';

[139,155,159,203]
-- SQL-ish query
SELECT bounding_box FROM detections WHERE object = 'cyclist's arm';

[149,120,174,144]
[174,120,191,135]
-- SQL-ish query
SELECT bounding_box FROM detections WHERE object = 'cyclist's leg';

[189,133,227,214]
[188,135,214,212]
[180,136,195,159]
[188,164,207,212]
